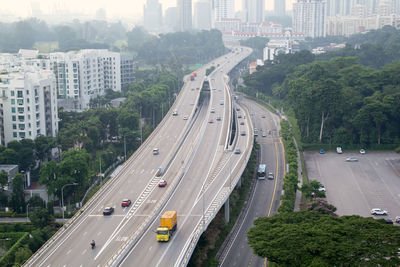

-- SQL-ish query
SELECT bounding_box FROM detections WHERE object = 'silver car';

[346,157,358,162]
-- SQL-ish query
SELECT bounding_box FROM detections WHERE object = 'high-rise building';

[165,7,179,32]
[0,70,58,145]
[178,0,192,31]
[120,54,135,89]
[144,0,163,32]
[49,49,121,110]
[274,0,286,16]
[293,0,327,38]
[213,0,235,23]
[194,0,212,30]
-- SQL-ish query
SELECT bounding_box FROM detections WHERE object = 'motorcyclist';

[91,240,95,249]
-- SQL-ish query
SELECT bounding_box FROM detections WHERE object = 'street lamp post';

[61,183,78,224]
[26,203,30,222]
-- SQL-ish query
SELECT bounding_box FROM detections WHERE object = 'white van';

[336,147,342,154]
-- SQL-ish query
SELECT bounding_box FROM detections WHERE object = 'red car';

[121,199,131,207]
[158,179,167,187]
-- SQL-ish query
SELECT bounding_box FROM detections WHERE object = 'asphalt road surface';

[305,151,400,220]
[219,98,285,267]
[26,47,253,267]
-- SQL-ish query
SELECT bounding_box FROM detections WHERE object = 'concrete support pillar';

[224,198,230,223]
[236,177,241,188]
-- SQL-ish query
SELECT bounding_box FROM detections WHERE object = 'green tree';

[29,207,54,228]
[247,211,400,266]
[301,180,325,199]
[0,170,8,190]
[13,245,32,267]
[9,173,25,213]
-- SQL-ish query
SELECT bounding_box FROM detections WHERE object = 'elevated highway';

[25,46,253,267]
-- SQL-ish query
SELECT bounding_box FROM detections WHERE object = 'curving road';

[25,47,253,267]
[219,97,285,267]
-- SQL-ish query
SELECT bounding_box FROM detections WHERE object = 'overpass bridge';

[25,46,253,267]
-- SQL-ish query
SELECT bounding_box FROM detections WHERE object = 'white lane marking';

[150,169,154,174]
[66,249,71,255]
[97,232,102,236]
[140,169,145,174]
[83,232,87,236]
[82,249,87,255]
[149,246,153,251]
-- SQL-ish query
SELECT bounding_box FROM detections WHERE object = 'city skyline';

[1,0,296,20]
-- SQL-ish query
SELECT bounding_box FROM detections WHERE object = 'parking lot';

[304,151,400,221]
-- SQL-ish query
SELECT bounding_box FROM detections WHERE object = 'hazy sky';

[1,0,295,19]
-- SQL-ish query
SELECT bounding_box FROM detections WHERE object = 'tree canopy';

[247,211,400,266]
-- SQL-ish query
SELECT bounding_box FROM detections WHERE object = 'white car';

[336,147,343,154]
[346,157,358,162]
[360,149,366,154]
[318,186,326,192]
[371,208,388,215]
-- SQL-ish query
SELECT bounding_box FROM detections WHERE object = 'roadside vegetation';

[241,26,400,150]
[248,210,400,266]
[241,26,400,267]
[188,143,259,267]
[0,27,227,265]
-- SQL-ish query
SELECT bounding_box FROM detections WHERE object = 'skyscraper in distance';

[242,0,264,22]
[178,0,192,31]
[144,0,163,32]
[213,0,235,22]
[194,0,212,30]
[293,0,326,38]
[274,0,286,16]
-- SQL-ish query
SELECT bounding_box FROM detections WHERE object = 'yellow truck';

[156,211,177,242]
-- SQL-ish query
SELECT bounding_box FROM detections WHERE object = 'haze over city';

[1,0,295,19]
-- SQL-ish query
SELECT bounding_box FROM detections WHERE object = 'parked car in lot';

[384,218,394,224]
[360,149,366,154]
[121,199,131,207]
[346,157,358,162]
[158,179,167,187]
[103,207,114,215]
[319,149,325,154]
[371,208,388,215]
[234,148,241,154]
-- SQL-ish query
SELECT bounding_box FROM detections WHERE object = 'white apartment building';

[293,0,327,38]
[49,49,121,110]
[263,39,293,61]
[213,0,235,24]
[0,69,58,145]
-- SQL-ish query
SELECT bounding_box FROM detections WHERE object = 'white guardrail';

[176,101,254,267]
[24,72,203,266]
[107,82,210,266]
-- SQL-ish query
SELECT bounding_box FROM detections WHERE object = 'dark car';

[384,218,394,224]
[103,207,114,215]
[320,149,325,154]
[121,199,131,207]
